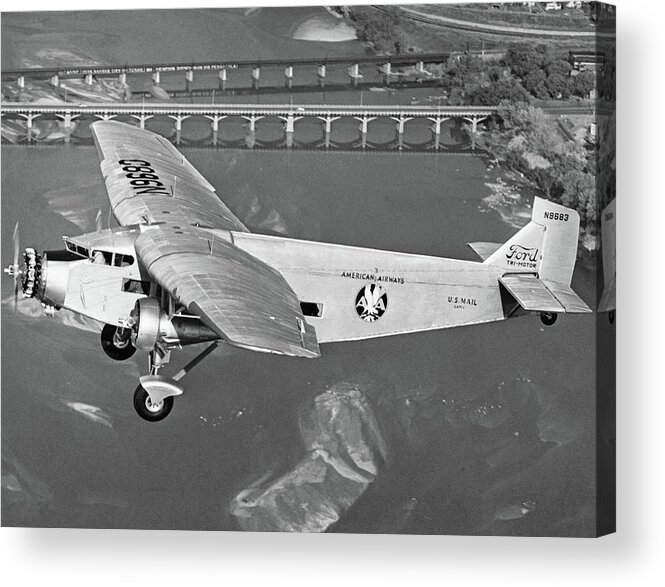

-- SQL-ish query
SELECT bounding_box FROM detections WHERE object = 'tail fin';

[484,197,580,287]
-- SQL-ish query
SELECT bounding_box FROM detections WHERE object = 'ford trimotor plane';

[4,121,591,422]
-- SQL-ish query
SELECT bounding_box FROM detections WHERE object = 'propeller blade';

[95,209,103,232]
[12,221,20,310]
[12,221,19,269]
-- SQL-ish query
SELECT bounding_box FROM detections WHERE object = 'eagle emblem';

[355,283,388,322]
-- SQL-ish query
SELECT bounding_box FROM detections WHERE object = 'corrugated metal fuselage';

[55,226,514,344]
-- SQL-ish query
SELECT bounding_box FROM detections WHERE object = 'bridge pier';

[283,113,299,148]
[152,71,161,85]
[17,76,25,89]
[218,68,227,92]
[394,116,412,150]
[463,116,487,150]
[49,74,59,88]
[62,113,72,143]
[284,66,294,90]
[118,72,127,84]
[251,67,260,90]
[25,114,35,142]
[244,115,260,149]
[172,115,188,145]
[321,116,338,149]
[317,64,326,88]
[209,116,224,145]
[429,117,449,150]
[85,73,94,86]
[358,116,375,149]
[185,69,194,93]
[380,62,393,85]
[348,64,363,87]
[135,114,151,130]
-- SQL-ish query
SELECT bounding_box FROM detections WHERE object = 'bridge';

[1,103,497,150]
[2,53,454,96]
[2,53,451,82]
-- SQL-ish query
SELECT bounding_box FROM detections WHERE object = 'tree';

[503,43,545,78]
[560,169,595,210]
[568,70,596,98]
[523,69,549,99]
[545,73,571,99]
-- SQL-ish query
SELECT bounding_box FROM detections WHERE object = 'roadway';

[377,5,614,38]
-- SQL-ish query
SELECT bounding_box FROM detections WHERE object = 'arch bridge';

[1,103,497,149]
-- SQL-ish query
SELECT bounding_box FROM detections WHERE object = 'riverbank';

[473,101,601,255]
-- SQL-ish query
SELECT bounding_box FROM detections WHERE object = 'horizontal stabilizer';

[543,280,593,314]
[467,242,502,261]
[500,274,563,312]
[500,274,591,314]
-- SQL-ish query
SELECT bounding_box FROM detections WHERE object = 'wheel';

[540,312,558,326]
[101,324,136,361]
[608,310,615,325]
[133,384,174,422]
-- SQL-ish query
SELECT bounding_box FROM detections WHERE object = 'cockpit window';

[65,241,89,258]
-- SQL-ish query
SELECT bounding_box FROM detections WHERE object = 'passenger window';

[300,302,324,318]
[113,253,134,267]
[122,279,150,295]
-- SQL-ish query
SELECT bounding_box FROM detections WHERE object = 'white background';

[1,0,661,585]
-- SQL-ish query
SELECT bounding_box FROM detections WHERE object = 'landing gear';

[608,310,615,325]
[540,312,558,326]
[101,324,136,361]
[133,384,174,422]
[132,341,220,422]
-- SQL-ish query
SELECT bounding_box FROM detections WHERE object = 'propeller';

[95,209,103,232]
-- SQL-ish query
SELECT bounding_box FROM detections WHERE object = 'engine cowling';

[130,298,220,351]
[131,297,161,351]
[20,248,79,308]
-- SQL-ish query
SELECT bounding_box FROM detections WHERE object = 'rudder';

[485,197,580,287]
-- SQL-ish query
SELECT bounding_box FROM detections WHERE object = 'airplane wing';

[135,225,320,358]
[92,121,318,358]
[91,120,247,232]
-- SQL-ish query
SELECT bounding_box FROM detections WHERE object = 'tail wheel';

[608,310,615,325]
[101,323,136,361]
[133,384,174,422]
[540,312,558,326]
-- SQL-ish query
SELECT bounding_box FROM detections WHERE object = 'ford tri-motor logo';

[355,283,388,322]
[505,244,539,268]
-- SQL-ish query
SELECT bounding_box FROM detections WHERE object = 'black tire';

[540,312,558,326]
[101,324,136,361]
[133,384,174,422]
[608,310,615,325]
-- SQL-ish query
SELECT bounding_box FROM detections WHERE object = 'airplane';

[4,120,591,422]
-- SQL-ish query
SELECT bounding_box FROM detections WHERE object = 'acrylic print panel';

[1,2,615,536]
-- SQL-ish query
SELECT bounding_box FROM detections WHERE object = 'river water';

[1,7,602,536]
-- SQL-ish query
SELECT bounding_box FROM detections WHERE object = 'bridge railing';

[1,102,498,117]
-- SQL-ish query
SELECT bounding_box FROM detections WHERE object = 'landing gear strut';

[132,341,220,422]
[540,312,558,326]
